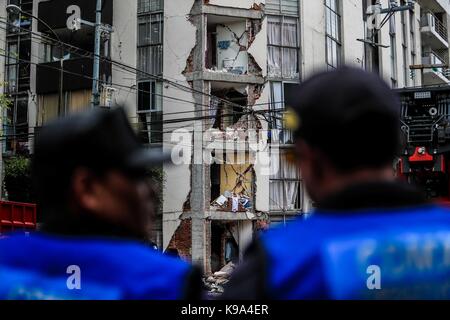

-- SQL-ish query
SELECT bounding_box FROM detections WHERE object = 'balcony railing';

[422,50,450,80]
[423,50,446,65]
[421,12,448,41]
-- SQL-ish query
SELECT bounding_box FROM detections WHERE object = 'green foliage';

[4,156,34,203]
[0,82,12,125]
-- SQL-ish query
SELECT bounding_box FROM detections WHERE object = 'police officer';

[223,67,450,300]
[0,108,201,300]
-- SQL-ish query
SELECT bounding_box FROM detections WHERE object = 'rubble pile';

[203,262,236,297]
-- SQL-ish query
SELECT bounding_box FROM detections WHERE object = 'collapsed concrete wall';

[163,0,197,250]
[165,0,269,261]
[248,16,267,77]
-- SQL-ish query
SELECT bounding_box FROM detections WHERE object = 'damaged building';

[161,0,443,276]
[162,0,307,275]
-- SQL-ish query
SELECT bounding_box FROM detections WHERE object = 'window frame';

[325,0,342,70]
[137,7,164,78]
[269,149,303,213]
[267,15,300,80]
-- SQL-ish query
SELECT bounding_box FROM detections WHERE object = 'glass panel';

[283,17,298,47]
[268,16,282,46]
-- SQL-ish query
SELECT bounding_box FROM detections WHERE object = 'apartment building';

[1,0,450,274]
[1,0,137,155]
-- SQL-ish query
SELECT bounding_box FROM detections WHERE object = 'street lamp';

[6,4,65,116]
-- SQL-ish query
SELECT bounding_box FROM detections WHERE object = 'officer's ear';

[71,167,105,214]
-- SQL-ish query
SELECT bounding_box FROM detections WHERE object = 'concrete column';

[190,0,211,273]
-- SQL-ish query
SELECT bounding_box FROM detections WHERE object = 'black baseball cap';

[33,107,170,204]
[285,67,401,172]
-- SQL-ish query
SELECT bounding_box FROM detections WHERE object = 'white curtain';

[270,151,284,210]
[268,16,282,45]
[270,152,301,211]
[268,47,281,77]
[268,16,298,79]
[268,16,282,78]
[283,18,298,47]
[282,156,300,211]
[282,48,298,79]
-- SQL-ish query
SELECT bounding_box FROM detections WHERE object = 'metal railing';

[422,50,446,65]
[422,50,450,79]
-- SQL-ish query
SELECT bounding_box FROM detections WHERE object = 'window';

[325,0,342,70]
[270,151,302,212]
[266,0,299,16]
[4,96,29,153]
[137,81,162,144]
[138,0,163,14]
[269,82,294,145]
[138,13,163,77]
[5,39,30,93]
[138,111,162,145]
[6,42,18,93]
[7,0,32,33]
[267,16,299,79]
[138,81,163,112]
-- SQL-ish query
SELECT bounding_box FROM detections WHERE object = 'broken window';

[211,86,247,130]
[206,15,249,74]
[267,16,299,79]
[325,0,342,70]
[211,223,239,273]
[138,11,163,77]
[270,151,302,212]
[210,154,254,213]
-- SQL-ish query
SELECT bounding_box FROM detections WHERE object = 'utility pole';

[92,0,102,108]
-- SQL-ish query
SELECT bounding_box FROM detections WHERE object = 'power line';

[0,29,287,119]
[0,47,285,126]
[0,18,269,110]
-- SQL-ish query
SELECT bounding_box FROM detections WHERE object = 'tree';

[4,155,33,203]
[0,82,13,199]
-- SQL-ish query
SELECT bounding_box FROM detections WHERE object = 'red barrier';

[0,201,36,234]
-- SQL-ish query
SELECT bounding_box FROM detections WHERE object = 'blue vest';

[0,234,192,300]
[261,205,450,300]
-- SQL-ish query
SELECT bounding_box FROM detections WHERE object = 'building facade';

[1,0,450,274]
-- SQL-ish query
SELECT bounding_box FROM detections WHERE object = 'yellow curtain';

[37,94,59,126]
[68,90,91,114]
